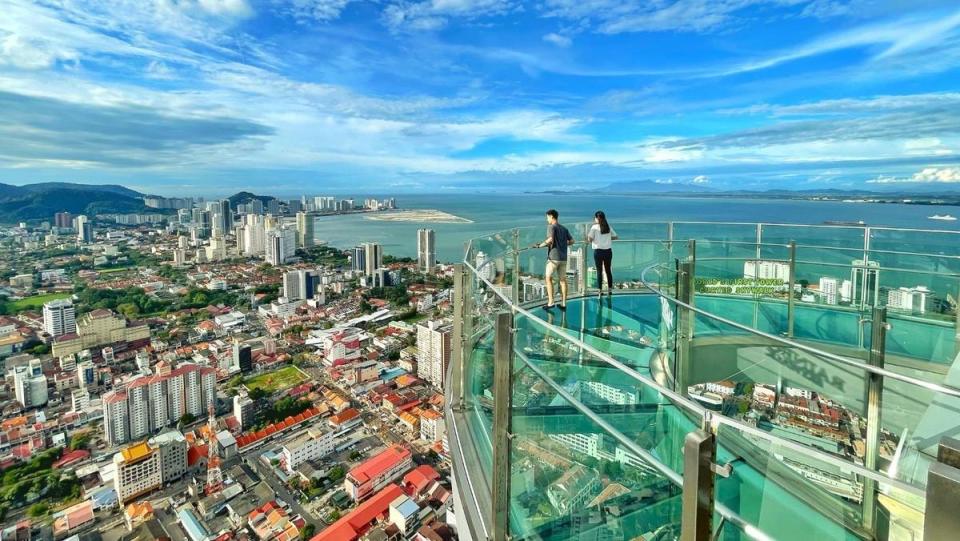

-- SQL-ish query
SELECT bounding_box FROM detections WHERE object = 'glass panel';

[509,310,684,540]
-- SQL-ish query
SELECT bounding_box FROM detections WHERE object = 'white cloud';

[692,174,709,184]
[0,34,78,69]
[277,0,356,22]
[543,32,572,47]
[719,9,960,76]
[867,167,960,184]
[197,0,254,17]
[382,0,514,31]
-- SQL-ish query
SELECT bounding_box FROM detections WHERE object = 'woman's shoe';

[558,304,567,312]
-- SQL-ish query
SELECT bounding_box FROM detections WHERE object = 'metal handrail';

[638,260,960,400]
[463,257,928,499]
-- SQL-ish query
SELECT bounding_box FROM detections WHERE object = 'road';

[247,454,328,532]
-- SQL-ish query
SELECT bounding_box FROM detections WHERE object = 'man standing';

[534,209,574,310]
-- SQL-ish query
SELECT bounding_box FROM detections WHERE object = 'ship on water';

[928,214,958,221]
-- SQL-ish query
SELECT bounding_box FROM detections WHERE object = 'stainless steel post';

[682,417,715,541]
[924,437,960,541]
[863,306,887,533]
[491,311,514,541]
[512,229,521,304]
[677,257,695,395]
[451,263,468,409]
[787,241,796,338]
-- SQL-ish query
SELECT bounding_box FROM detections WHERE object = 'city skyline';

[1,1,959,194]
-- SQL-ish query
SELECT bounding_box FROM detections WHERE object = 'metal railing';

[451,221,960,541]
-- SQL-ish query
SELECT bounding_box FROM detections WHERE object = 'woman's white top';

[588,224,616,249]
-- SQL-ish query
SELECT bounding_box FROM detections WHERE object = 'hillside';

[0,182,151,222]
[228,191,276,206]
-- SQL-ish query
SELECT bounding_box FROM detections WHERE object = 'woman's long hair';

[595,211,610,235]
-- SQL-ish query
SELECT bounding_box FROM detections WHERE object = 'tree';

[179,413,196,426]
[300,524,316,540]
[69,432,91,450]
[27,503,48,518]
[328,465,346,482]
[117,302,140,318]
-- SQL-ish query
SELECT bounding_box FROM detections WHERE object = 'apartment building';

[344,445,413,501]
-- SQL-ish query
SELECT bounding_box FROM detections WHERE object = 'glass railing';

[448,222,960,541]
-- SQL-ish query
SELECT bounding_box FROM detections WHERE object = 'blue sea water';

[309,193,960,261]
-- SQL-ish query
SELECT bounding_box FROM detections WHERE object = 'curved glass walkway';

[445,222,960,541]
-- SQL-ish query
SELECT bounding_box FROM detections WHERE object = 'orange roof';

[420,409,442,420]
[1,416,28,430]
[120,441,153,463]
[125,501,154,521]
[330,408,360,426]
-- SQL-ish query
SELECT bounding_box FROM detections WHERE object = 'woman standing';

[587,211,617,297]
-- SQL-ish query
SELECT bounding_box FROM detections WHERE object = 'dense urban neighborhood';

[0,195,456,541]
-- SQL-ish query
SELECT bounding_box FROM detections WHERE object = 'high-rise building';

[54,211,73,229]
[13,359,48,409]
[267,198,281,215]
[743,260,790,282]
[417,321,452,390]
[417,228,436,272]
[362,242,382,277]
[283,269,319,301]
[266,227,296,265]
[191,209,211,240]
[113,431,186,505]
[75,215,93,243]
[114,441,162,505]
[101,363,216,446]
[43,298,76,337]
[819,277,838,305]
[888,286,929,313]
[296,211,317,248]
[352,246,366,274]
[233,342,252,373]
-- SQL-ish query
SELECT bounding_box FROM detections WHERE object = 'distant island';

[366,209,472,224]
[534,179,960,207]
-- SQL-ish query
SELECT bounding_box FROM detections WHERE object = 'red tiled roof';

[53,449,90,469]
[347,446,411,486]
[403,465,440,496]
[310,484,405,541]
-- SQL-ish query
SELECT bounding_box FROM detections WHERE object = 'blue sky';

[2,0,960,196]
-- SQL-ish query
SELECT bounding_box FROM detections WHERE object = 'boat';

[928,214,958,221]
[823,220,865,226]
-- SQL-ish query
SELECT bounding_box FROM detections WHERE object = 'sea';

[308,193,960,262]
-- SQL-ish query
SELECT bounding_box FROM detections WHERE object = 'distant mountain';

[0,181,151,222]
[603,180,715,193]
[18,182,142,198]
[228,191,276,206]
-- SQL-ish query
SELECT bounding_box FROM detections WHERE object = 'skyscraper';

[233,342,252,373]
[75,215,93,243]
[352,246,366,274]
[266,227,296,265]
[417,321,452,389]
[417,228,436,272]
[54,211,73,229]
[283,269,319,301]
[43,298,76,337]
[363,242,382,277]
[296,211,316,248]
[101,363,216,446]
